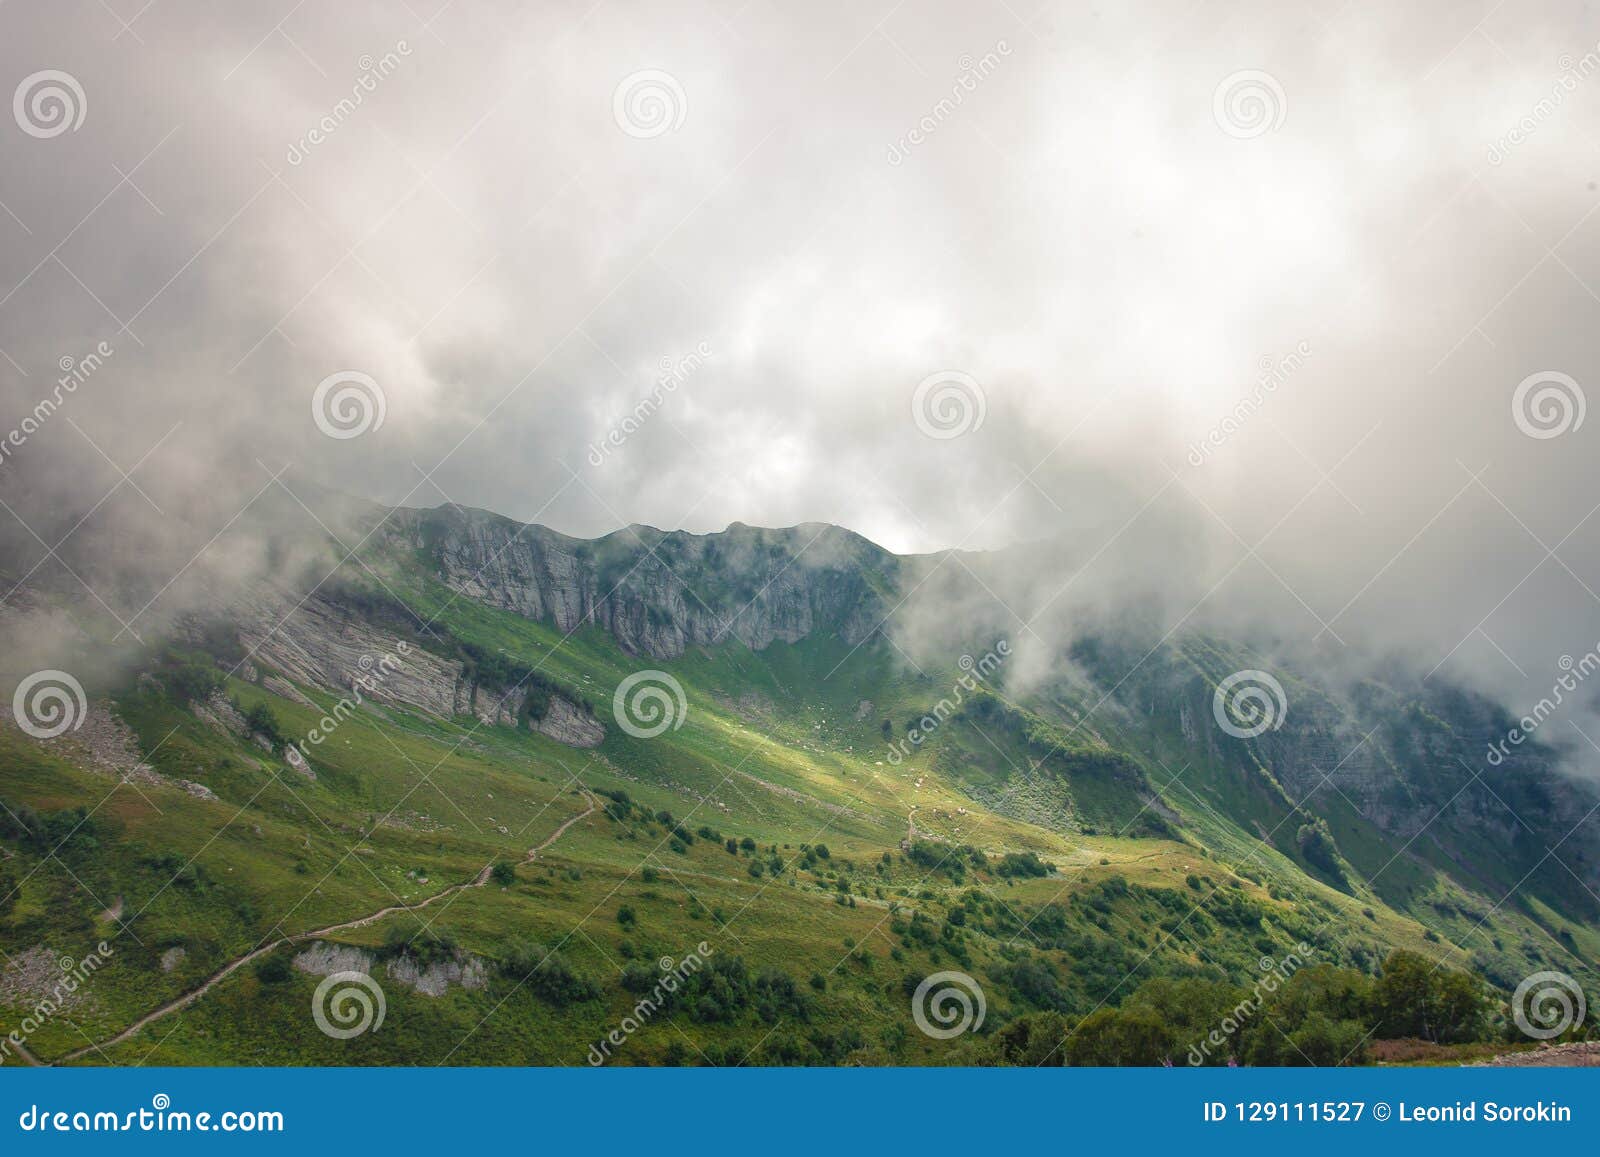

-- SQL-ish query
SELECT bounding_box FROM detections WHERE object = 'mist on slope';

[3,1,1600,768]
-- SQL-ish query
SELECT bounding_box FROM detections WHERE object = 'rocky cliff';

[389,506,896,659]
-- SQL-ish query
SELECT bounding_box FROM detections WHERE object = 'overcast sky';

[5,0,1600,734]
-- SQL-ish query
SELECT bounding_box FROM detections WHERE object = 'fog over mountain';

[4,2,1600,765]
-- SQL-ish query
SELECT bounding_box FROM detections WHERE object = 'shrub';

[500,937,600,1006]
[255,954,292,984]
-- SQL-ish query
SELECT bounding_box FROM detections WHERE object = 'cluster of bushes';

[995,851,1051,879]
[0,799,111,856]
[151,650,224,704]
[631,955,811,1026]
[598,793,707,853]
[453,641,591,723]
[500,935,601,1006]
[988,951,1493,1067]
[381,924,462,968]
[903,841,987,881]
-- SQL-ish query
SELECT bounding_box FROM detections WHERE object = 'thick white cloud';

[4,0,1600,748]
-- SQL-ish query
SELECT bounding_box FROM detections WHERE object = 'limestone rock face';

[534,693,604,747]
[234,587,608,750]
[389,507,896,660]
[238,594,461,718]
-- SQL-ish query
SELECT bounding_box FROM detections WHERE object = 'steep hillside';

[0,501,1594,1066]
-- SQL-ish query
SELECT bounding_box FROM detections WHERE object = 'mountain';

[0,498,1595,1066]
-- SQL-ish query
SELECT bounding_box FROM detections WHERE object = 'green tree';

[0,862,15,921]
[1065,1005,1171,1065]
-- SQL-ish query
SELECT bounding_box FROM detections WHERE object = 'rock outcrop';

[389,507,894,659]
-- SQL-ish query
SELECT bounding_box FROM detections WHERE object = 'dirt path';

[1476,1041,1600,1067]
[52,789,596,1065]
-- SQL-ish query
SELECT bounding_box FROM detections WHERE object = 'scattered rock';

[1477,1041,1600,1067]
[291,942,375,978]
[159,947,186,973]
[385,952,488,997]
